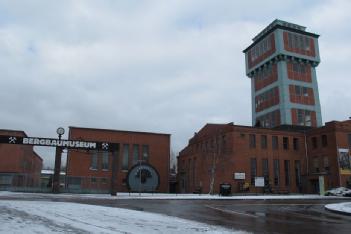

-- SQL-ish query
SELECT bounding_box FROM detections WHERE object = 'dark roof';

[69,126,171,136]
[272,124,314,132]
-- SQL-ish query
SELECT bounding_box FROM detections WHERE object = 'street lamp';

[56,127,65,140]
[53,127,65,193]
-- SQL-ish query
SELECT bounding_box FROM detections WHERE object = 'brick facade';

[178,120,351,194]
[0,130,43,188]
[66,127,170,193]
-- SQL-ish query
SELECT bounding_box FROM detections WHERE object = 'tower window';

[256,110,280,128]
[286,31,312,52]
[250,34,273,62]
[296,109,312,126]
[255,87,279,112]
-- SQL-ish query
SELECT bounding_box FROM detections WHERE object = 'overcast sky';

[1,0,351,167]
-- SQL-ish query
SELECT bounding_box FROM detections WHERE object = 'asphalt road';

[1,195,351,234]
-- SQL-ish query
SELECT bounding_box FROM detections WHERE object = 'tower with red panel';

[244,19,322,128]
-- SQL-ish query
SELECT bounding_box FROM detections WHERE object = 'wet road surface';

[1,195,351,234]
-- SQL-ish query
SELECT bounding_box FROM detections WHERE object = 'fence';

[0,173,159,194]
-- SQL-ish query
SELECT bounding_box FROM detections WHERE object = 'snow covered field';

[0,191,349,200]
[325,202,351,215]
[0,200,246,234]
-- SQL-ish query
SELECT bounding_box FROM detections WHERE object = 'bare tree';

[208,135,221,194]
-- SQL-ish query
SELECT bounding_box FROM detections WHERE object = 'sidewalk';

[325,202,351,216]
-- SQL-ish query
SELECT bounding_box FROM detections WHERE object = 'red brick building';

[178,120,351,194]
[0,129,43,189]
[66,127,170,193]
[177,19,351,194]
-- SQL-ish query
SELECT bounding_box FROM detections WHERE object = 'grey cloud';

[0,0,350,166]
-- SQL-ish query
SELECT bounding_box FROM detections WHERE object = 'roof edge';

[243,24,320,53]
[68,126,171,136]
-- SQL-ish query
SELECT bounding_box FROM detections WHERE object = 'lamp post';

[53,127,65,193]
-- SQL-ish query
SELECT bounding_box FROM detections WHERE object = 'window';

[250,158,257,185]
[286,32,311,52]
[321,135,328,147]
[293,85,309,97]
[297,109,312,126]
[324,156,330,172]
[91,177,97,183]
[272,136,278,150]
[295,160,301,187]
[250,34,273,62]
[102,151,109,170]
[256,110,280,128]
[274,159,280,186]
[284,160,290,186]
[292,63,307,74]
[122,144,129,170]
[261,135,267,149]
[255,64,273,82]
[313,157,319,173]
[249,134,256,148]
[133,144,139,164]
[293,138,299,151]
[348,134,351,147]
[312,137,318,149]
[90,151,98,170]
[255,87,279,111]
[142,145,149,162]
[101,178,108,184]
[262,159,269,185]
[283,137,289,150]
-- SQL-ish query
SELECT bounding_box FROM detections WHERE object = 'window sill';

[89,168,98,171]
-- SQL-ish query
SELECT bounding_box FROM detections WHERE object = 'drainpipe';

[335,142,342,187]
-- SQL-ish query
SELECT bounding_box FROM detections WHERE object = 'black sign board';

[0,135,118,151]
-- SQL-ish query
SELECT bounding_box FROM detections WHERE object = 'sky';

[1,0,351,167]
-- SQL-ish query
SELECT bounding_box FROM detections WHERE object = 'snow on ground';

[0,191,350,200]
[325,202,351,215]
[0,200,246,234]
